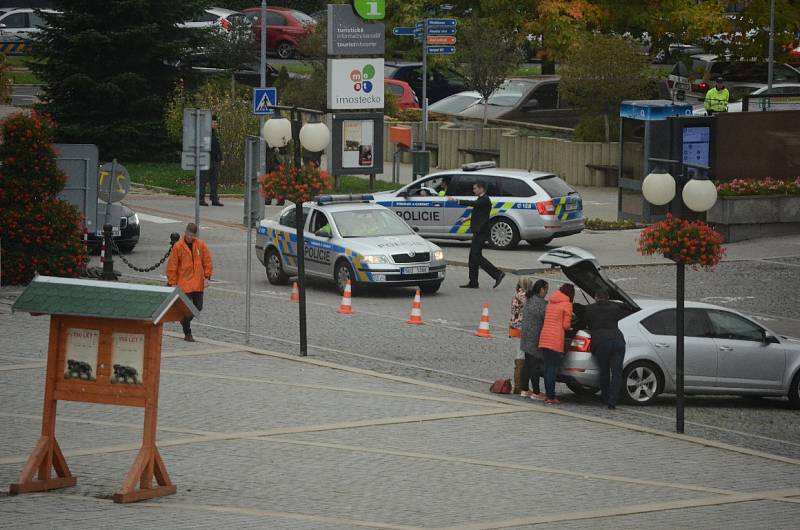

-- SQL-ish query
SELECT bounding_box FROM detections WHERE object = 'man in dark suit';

[449,181,505,289]
[200,114,224,207]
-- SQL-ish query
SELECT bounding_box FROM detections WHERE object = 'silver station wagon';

[256,196,446,295]
[372,161,584,250]
[540,247,800,406]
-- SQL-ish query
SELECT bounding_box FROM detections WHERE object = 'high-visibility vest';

[704,87,729,112]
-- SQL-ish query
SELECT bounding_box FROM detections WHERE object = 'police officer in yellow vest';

[704,77,729,115]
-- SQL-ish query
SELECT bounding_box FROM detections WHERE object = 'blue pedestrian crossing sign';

[253,87,277,115]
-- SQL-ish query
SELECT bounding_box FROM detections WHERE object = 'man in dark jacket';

[200,114,223,207]
[448,180,504,289]
[583,288,628,408]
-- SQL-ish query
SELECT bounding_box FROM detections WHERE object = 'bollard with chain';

[108,232,180,274]
[101,223,116,281]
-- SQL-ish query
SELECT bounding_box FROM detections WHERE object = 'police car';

[372,161,584,250]
[256,195,447,295]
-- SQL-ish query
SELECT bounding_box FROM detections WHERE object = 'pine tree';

[0,113,88,285]
[30,0,211,160]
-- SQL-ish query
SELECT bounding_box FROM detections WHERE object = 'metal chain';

[109,237,177,273]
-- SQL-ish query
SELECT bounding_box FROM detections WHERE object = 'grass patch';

[513,65,542,76]
[10,69,41,84]
[585,218,640,231]
[280,62,313,77]
[127,162,400,196]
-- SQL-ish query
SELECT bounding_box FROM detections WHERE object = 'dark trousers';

[468,233,501,285]
[595,338,626,406]
[542,348,562,400]
[200,162,220,202]
[524,353,543,394]
[181,291,204,335]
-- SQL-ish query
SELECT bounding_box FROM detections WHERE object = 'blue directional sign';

[428,18,456,26]
[427,46,456,55]
[253,87,277,115]
[392,26,416,36]
[427,27,456,36]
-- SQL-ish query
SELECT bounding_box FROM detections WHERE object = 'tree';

[30,1,211,161]
[0,113,88,285]
[456,18,521,124]
[559,32,651,141]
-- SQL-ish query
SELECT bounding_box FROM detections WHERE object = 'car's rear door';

[707,309,786,391]
[639,308,719,390]
[444,174,500,236]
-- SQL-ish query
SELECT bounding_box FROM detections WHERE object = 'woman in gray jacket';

[519,279,549,399]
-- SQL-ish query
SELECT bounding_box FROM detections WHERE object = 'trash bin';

[411,150,430,180]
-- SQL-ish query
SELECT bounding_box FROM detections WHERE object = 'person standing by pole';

[703,77,729,116]
[167,223,214,342]
[582,288,628,409]
[199,114,224,206]
[448,181,505,289]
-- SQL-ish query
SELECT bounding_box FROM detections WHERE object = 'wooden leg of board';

[9,437,76,494]
[113,446,176,504]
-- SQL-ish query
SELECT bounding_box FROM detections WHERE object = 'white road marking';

[137,213,181,224]
[611,277,638,282]
[701,295,757,304]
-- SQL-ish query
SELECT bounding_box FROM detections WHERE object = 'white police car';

[255,195,446,294]
[372,161,584,250]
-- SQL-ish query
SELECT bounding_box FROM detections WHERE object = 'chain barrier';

[109,233,180,273]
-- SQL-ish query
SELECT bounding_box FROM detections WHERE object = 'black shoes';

[459,283,479,289]
[199,200,209,206]
[212,201,224,207]
[493,272,506,288]
[184,333,195,342]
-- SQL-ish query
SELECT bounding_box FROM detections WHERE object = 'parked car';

[385,79,419,109]
[457,77,566,122]
[427,91,482,116]
[539,247,800,406]
[87,202,141,254]
[692,83,800,115]
[242,6,316,59]
[667,54,800,101]
[179,7,246,31]
[0,7,57,48]
[372,161,584,250]
[790,45,800,67]
[384,62,468,104]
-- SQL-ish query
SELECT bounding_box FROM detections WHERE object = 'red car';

[789,46,800,67]
[385,79,420,109]
[242,6,316,59]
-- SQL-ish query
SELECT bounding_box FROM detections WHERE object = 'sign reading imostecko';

[327,58,384,110]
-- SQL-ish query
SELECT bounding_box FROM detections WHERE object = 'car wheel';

[335,259,359,295]
[789,371,800,408]
[265,248,289,285]
[117,243,136,254]
[419,282,441,295]
[488,218,520,250]
[526,237,553,248]
[566,380,600,395]
[276,41,294,59]
[622,361,663,405]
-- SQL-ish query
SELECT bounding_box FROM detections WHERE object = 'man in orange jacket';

[167,223,214,342]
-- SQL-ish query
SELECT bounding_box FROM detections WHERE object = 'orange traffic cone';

[290,282,300,303]
[406,289,425,325]
[337,280,353,314]
[475,303,492,338]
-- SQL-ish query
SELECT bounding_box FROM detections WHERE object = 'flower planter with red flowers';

[258,163,332,205]
[638,214,726,270]
[707,177,800,242]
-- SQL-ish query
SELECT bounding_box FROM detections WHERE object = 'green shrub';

[573,115,620,142]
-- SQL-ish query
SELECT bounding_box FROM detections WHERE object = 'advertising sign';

[327,58,384,110]
[328,4,385,55]
[330,112,384,176]
[111,332,145,385]
[64,328,99,381]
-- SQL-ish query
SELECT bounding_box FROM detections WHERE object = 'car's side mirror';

[412,226,420,233]
[524,98,540,110]
[314,228,331,238]
[398,190,409,198]
[762,331,780,344]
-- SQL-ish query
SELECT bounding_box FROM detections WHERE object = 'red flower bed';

[258,162,332,205]
[717,177,800,197]
[637,214,726,269]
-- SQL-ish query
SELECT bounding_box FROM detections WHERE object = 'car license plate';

[402,266,429,275]
[96,227,121,237]
[675,82,690,91]
[565,203,578,211]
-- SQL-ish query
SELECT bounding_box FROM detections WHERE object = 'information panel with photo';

[64,328,99,381]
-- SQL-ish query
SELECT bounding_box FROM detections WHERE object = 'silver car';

[373,161,584,250]
[540,247,800,407]
[256,196,446,295]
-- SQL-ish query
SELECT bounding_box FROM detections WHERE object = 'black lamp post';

[642,158,718,433]
[262,106,330,357]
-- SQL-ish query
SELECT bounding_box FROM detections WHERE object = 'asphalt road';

[101,195,800,460]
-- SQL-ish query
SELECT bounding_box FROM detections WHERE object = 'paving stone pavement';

[1,299,799,529]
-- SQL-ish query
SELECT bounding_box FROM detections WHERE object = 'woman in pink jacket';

[537,283,575,404]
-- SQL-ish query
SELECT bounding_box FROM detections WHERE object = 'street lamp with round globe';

[262,118,292,148]
[682,178,718,212]
[641,168,677,206]
[299,122,330,153]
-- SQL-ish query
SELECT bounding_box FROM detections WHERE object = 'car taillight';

[536,200,555,215]
[570,335,592,352]
[667,79,674,88]
[692,81,709,92]
[220,18,231,30]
